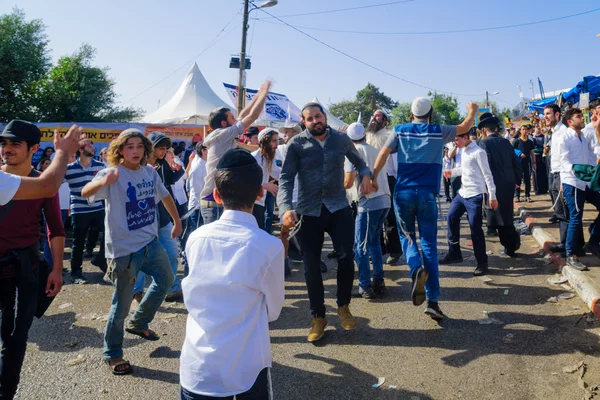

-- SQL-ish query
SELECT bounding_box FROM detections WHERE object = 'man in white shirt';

[366,110,402,264]
[557,108,600,271]
[441,130,498,276]
[0,122,82,206]
[200,80,271,224]
[181,148,284,399]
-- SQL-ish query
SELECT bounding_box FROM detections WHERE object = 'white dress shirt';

[557,127,593,190]
[187,159,207,211]
[550,121,568,173]
[583,122,598,165]
[0,170,21,206]
[252,150,281,207]
[181,210,284,397]
[451,141,497,200]
[276,144,298,204]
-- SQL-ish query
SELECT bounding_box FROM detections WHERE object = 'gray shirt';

[200,121,245,199]
[278,127,371,217]
[90,165,169,259]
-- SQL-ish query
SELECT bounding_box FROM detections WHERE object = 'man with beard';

[477,113,522,257]
[371,97,478,320]
[200,80,271,224]
[556,108,600,271]
[366,110,402,265]
[0,121,65,399]
[64,139,107,283]
[278,102,373,342]
[544,105,585,257]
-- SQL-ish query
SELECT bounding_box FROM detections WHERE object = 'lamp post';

[236,0,278,115]
[485,91,499,108]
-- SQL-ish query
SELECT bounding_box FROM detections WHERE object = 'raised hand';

[54,125,84,157]
[103,169,120,186]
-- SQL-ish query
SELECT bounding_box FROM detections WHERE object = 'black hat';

[244,127,259,137]
[147,131,172,148]
[0,120,41,144]
[217,148,260,171]
[477,112,499,129]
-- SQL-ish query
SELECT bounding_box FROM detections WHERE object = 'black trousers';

[534,156,548,195]
[71,210,105,274]
[252,204,266,231]
[516,163,531,199]
[180,368,270,400]
[443,177,451,200]
[450,176,462,199]
[297,206,354,318]
[0,275,39,399]
[498,226,520,253]
[383,175,402,255]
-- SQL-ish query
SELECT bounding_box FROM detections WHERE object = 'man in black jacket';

[478,113,522,256]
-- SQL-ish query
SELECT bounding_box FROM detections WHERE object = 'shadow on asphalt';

[130,365,179,384]
[272,354,433,400]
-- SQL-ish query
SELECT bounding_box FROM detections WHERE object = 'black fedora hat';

[478,112,499,129]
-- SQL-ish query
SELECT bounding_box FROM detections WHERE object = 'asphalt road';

[16,202,600,399]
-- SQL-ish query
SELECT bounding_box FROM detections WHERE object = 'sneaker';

[70,272,88,284]
[439,253,463,265]
[566,256,588,271]
[372,278,387,295]
[320,260,328,273]
[526,197,532,203]
[307,316,328,342]
[411,267,428,306]
[584,241,600,258]
[165,289,183,302]
[473,264,489,276]
[424,301,445,320]
[358,286,376,299]
[386,254,401,265]
[327,250,338,259]
[337,305,356,330]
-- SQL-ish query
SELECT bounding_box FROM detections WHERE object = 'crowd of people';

[1,81,600,398]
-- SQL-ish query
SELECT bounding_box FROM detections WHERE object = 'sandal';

[106,358,133,375]
[125,327,160,341]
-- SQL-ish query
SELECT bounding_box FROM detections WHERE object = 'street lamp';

[486,91,499,108]
[236,0,278,115]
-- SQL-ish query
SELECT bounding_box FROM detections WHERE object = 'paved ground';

[518,192,600,287]
[16,201,600,399]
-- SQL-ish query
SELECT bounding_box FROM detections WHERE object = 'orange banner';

[144,125,207,142]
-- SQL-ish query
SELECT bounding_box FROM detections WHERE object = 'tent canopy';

[529,75,600,112]
[142,63,231,124]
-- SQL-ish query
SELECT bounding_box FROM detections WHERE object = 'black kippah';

[216,148,259,171]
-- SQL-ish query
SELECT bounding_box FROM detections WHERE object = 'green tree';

[428,92,462,125]
[475,100,511,129]
[390,102,411,125]
[329,83,398,125]
[34,44,143,122]
[0,8,50,122]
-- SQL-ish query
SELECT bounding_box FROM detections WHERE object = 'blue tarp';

[528,75,600,112]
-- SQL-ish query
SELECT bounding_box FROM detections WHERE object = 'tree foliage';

[34,44,143,122]
[0,9,143,123]
[0,8,50,121]
[428,92,462,125]
[390,102,411,125]
[329,83,398,125]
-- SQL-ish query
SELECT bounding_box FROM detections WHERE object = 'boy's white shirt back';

[181,209,284,396]
[89,165,169,259]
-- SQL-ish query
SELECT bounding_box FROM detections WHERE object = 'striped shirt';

[64,159,106,214]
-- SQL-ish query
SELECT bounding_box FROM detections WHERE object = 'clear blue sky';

[3,0,599,117]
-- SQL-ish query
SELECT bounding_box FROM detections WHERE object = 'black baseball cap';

[0,120,41,144]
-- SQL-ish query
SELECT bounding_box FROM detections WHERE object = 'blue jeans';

[563,184,600,256]
[180,368,270,400]
[447,193,487,266]
[264,192,276,234]
[355,207,389,290]
[103,238,173,360]
[181,208,204,277]
[133,223,182,296]
[394,189,440,302]
[200,203,223,225]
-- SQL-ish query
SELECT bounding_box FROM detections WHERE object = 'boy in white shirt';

[181,148,284,399]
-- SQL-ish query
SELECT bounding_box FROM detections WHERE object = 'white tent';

[142,63,231,124]
[311,97,348,131]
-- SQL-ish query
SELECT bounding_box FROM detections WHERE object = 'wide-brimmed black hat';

[477,112,499,129]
